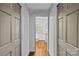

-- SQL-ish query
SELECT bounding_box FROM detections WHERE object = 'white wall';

[49,4,57,56]
[30,9,49,16]
[29,9,49,52]
[20,3,29,56]
[29,11,36,51]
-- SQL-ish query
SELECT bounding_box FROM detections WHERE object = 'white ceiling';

[27,3,52,10]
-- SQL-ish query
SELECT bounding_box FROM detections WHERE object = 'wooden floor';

[29,52,35,56]
[29,51,49,56]
[29,39,49,56]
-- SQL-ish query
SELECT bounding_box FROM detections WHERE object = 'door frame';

[34,16,49,52]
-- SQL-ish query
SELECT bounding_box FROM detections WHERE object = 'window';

[36,17,48,33]
[35,16,48,39]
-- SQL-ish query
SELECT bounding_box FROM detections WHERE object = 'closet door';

[0,3,21,56]
[57,4,65,56]
[0,4,13,56]
[57,3,79,56]
[12,3,21,56]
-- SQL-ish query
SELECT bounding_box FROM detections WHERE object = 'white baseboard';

[25,51,29,56]
[49,50,53,56]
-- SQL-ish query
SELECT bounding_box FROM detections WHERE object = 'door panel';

[15,45,20,56]
[57,3,79,56]
[58,45,64,56]
[12,4,21,18]
[57,4,63,19]
[0,3,21,56]
[5,52,12,56]
[0,11,11,47]
[66,11,78,47]
[66,52,72,56]
[58,19,63,40]
[0,3,12,14]
[16,18,20,41]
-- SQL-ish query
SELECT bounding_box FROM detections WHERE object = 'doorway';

[35,16,49,56]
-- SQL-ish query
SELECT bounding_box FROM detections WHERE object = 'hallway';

[26,3,56,56]
[0,3,79,56]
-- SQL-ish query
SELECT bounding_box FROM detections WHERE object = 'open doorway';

[35,16,49,56]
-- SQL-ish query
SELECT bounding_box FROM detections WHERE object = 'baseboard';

[25,51,29,56]
[49,50,53,56]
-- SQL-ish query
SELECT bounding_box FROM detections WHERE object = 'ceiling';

[27,3,52,10]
